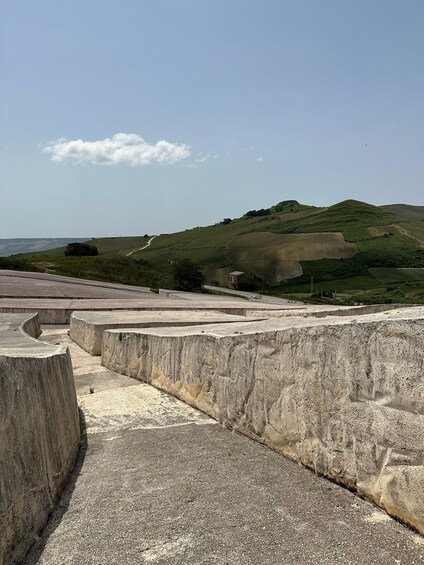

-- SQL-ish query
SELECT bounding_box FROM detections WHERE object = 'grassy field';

[369,267,424,283]
[18,198,424,304]
[381,204,424,223]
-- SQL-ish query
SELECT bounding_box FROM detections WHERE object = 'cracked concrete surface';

[22,326,424,565]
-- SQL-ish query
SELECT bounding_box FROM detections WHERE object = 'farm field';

[369,267,424,283]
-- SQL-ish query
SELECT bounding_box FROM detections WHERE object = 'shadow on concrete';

[23,408,88,565]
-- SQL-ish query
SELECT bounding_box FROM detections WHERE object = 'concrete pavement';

[22,326,424,565]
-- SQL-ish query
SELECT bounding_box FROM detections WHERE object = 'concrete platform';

[100,306,424,536]
[0,298,291,324]
[0,271,301,323]
[70,310,263,355]
[0,312,41,352]
[0,270,156,299]
[23,327,424,565]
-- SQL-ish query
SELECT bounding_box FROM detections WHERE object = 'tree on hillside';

[173,258,205,291]
[244,208,271,217]
[64,242,99,256]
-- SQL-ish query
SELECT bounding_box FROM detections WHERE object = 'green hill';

[381,204,424,223]
[21,199,424,304]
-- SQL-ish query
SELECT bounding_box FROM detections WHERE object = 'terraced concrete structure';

[0,313,79,565]
[101,307,424,535]
[70,310,264,355]
[0,270,295,323]
[2,271,424,562]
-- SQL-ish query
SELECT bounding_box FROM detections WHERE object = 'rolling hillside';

[381,204,424,223]
[19,199,424,304]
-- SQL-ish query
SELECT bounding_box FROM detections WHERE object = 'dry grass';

[368,225,424,247]
[225,232,357,283]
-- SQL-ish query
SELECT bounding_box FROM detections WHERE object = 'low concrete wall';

[102,308,424,534]
[70,310,262,355]
[0,298,287,324]
[0,314,80,565]
[244,303,410,318]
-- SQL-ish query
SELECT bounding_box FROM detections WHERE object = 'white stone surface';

[101,307,424,534]
[0,314,80,565]
[70,310,262,355]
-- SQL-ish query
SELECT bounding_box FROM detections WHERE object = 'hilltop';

[13,199,424,304]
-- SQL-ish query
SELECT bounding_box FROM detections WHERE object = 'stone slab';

[70,310,263,355]
[0,314,80,565]
[24,327,424,565]
[0,298,289,324]
[101,306,424,535]
[244,303,413,318]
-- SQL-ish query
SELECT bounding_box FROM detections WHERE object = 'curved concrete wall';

[0,314,80,565]
[102,308,424,535]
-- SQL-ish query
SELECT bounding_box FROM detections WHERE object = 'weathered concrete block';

[70,310,262,355]
[0,313,80,565]
[102,308,424,534]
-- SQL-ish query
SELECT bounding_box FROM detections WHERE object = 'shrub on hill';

[64,242,99,256]
[237,273,264,291]
[244,208,271,217]
[173,258,205,291]
[274,200,300,212]
[0,256,39,272]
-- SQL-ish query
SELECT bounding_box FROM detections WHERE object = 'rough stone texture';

[0,314,80,565]
[23,327,424,565]
[0,312,41,341]
[70,310,262,355]
[102,307,424,535]
[244,303,413,318]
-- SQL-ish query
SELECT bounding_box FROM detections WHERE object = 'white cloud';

[42,133,191,166]
[255,156,264,162]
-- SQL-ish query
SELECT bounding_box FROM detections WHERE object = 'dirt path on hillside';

[127,235,157,256]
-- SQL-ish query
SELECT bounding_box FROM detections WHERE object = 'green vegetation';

[42,255,171,289]
[245,208,271,217]
[0,256,40,272]
[65,242,99,256]
[369,267,424,283]
[381,204,424,223]
[20,198,424,304]
[173,258,205,291]
[268,200,397,240]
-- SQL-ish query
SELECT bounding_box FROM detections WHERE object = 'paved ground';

[203,284,305,305]
[0,270,158,299]
[24,327,424,565]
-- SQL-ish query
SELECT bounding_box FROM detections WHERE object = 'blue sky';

[1,0,423,237]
